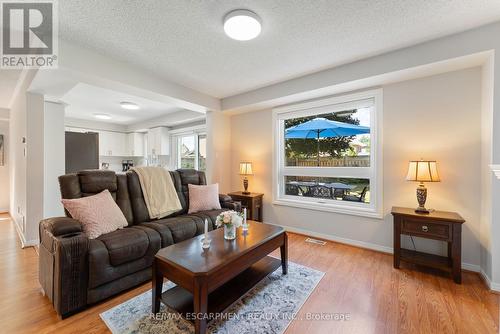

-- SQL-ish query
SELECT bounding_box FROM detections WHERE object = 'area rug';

[100,260,324,334]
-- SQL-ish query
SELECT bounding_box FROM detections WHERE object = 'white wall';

[0,108,9,120]
[9,70,37,246]
[44,102,65,217]
[25,92,45,243]
[9,72,67,246]
[0,120,9,212]
[230,68,482,268]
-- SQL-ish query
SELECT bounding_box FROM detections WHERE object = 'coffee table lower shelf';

[160,255,281,320]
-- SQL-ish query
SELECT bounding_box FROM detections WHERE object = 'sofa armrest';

[39,217,89,318]
[219,194,242,211]
[41,217,82,237]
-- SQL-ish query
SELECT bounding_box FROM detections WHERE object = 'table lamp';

[406,160,440,213]
[239,162,253,194]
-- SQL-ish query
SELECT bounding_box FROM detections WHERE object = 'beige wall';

[206,110,231,193]
[230,68,482,267]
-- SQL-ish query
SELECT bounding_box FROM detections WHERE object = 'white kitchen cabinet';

[98,130,109,155]
[112,132,127,156]
[127,132,145,157]
[98,130,127,156]
[67,127,159,157]
[147,127,169,156]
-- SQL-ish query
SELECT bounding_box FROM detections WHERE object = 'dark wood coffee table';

[152,221,288,334]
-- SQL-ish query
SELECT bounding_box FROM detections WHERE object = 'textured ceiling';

[55,1,500,98]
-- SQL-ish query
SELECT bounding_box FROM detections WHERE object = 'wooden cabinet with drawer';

[392,206,465,283]
[228,192,264,222]
[401,218,451,241]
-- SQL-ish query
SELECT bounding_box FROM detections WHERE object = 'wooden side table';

[391,206,465,283]
[228,192,264,222]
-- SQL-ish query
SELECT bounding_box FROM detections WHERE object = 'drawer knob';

[421,225,429,232]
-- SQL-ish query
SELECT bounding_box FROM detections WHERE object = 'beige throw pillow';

[188,183,221,213]
[61,189,128,239]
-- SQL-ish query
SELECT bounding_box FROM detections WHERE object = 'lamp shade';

[239,162,253,175]
[406,160,440,182]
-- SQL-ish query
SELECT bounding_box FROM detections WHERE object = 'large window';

[273,90,382,217]
[176,131,206,171]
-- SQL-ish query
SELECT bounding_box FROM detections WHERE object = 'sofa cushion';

[170,171,188,214]
[188,183,221,213]
[176,169,207,214]
[59,170,135,226]
[188,209,227,229]
[97,227,149,266]
[127,170,150,224]
[88,226,161,289]
[116,174,134,225]
[141,216,202,246]
[61,189,128,239]
[78,170,117,194]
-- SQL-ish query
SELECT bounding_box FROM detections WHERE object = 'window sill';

[272,198,383,219]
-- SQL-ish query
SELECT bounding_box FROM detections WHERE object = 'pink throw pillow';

[61,189,128,239]
[188,183,221,214]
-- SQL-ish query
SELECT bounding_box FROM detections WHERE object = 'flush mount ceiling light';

[120,101,140,110]
[223,9,262,41]
[93,113,112,120]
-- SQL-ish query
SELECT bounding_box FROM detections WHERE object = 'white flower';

[216,210,244,227]
[232,214,243,228]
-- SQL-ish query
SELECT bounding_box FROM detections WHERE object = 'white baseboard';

[21,239,38,248]
[271,223,393,254]
[461,263,481,273]
[480,270,500,292]
[11,216,38,248]
[266,222,482,273]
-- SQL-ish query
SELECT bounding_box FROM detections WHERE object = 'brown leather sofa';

[38,169,240,318]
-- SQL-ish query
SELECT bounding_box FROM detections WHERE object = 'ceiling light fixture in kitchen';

[120,101,140,110]
[93,113,112,120]
[224,9,262,41]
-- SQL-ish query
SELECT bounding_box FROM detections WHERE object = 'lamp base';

[242,177,250,195]
[415,207,430,214]
[415,183,429,214]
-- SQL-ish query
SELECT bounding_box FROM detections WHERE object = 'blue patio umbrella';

[285,117,370,166]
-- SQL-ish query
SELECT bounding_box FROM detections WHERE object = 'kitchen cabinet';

[65,126,163,158]
[147,127,169,156]
[127,132,145,157]
[98,130,127,156]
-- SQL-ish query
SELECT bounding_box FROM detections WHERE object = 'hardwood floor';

[0,213,497,333]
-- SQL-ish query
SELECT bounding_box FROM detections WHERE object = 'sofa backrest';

[59,170,135,226]
[175,169,207,214]
[125,169,207,223]
[58,168,207,225]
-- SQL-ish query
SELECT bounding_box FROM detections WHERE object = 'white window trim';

[272,89,383,219]
[170,125,207,170]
